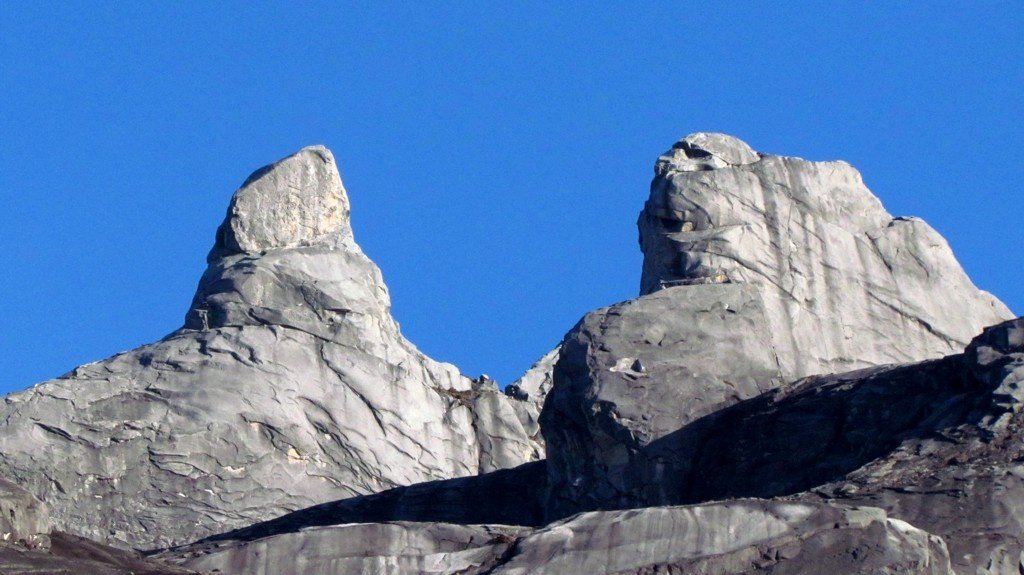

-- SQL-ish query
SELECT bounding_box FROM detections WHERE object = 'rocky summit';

[1,133,1020,575]
[0,146,542,550]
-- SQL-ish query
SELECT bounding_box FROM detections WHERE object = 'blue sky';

[1,4,1021,393]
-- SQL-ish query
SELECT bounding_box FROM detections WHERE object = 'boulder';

[541,283,783,518]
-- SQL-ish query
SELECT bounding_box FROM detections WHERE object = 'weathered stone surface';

[639,133,1011,377]
[162,501,951,575]
[0,478,49,550]
[541,284,784,518]
[503,347,559,450]
[0,146,541,550]
[0,532,196,575]
[1,133,1016,572]
[542,133,1013,519]
[807,317,1024,575]
[619,317,1024,575]
[493,501,951,575]
[211,146,352,256]
[165,522,527,575]
[194,461,547,544]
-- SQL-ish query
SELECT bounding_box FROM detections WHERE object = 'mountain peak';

[656,132,760,174]
[210,145,351,261]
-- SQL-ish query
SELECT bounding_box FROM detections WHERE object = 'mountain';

[0,146,542,549]
[1,134,1019,575]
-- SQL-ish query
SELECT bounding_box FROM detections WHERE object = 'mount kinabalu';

[0,146,544,550]
[1,133,1020,575]
[542,132,1013,519]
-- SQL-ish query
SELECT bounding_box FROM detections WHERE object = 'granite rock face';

[0,133,1017,574]
[0,146,540,549]
[0,478,49,550]
[491,501,952,575]
[578,317,1024,575]
[0,532,197,575]
[162,501,952,575]
[168,522,528,575]
[543,133,1014,518]
[639,132,1011,377]
[541,284,784,518]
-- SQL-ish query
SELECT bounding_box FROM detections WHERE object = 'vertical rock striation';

[542,133,1014,518]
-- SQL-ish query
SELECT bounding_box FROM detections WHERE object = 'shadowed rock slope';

[0,146,543,550]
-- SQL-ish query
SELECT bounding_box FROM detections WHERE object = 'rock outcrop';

[541,283,784,518]
[1,478,192,574]
[0,478,49,550]
[0,531,197,575]
[543,133,1014,518]
[639,133,1010,376]
[162,501,953,575]
[0,133,1017,575]
[0,146,541,549]
[156,318,1023,575]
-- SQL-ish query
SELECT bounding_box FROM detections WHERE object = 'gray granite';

[0,146,541,549]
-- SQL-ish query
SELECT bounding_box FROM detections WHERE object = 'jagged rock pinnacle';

[211,146,351,261]
[655,132,760,174]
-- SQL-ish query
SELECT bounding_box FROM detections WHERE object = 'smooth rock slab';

[492,501,951,575]
[163,501,952,575]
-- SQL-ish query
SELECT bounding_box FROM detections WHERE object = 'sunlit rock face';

[0,146,542,550]
[542,133,1014,520]
[638,132,1011,377]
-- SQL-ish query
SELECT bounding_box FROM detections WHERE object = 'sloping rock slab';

[181,460,547,547]
[493,501,951,575]
[162,501,951,575]
[0,146,540,549]
[0,532,195,575]
[165,522,528,575]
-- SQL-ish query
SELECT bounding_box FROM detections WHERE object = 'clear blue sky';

[1,4,1021,394]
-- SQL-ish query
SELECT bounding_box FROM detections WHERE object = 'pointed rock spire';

[211,146,351,260]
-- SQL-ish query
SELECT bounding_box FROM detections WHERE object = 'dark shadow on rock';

[672,354,984,503]
[545,350,1008,518]
[185,461,547,547]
